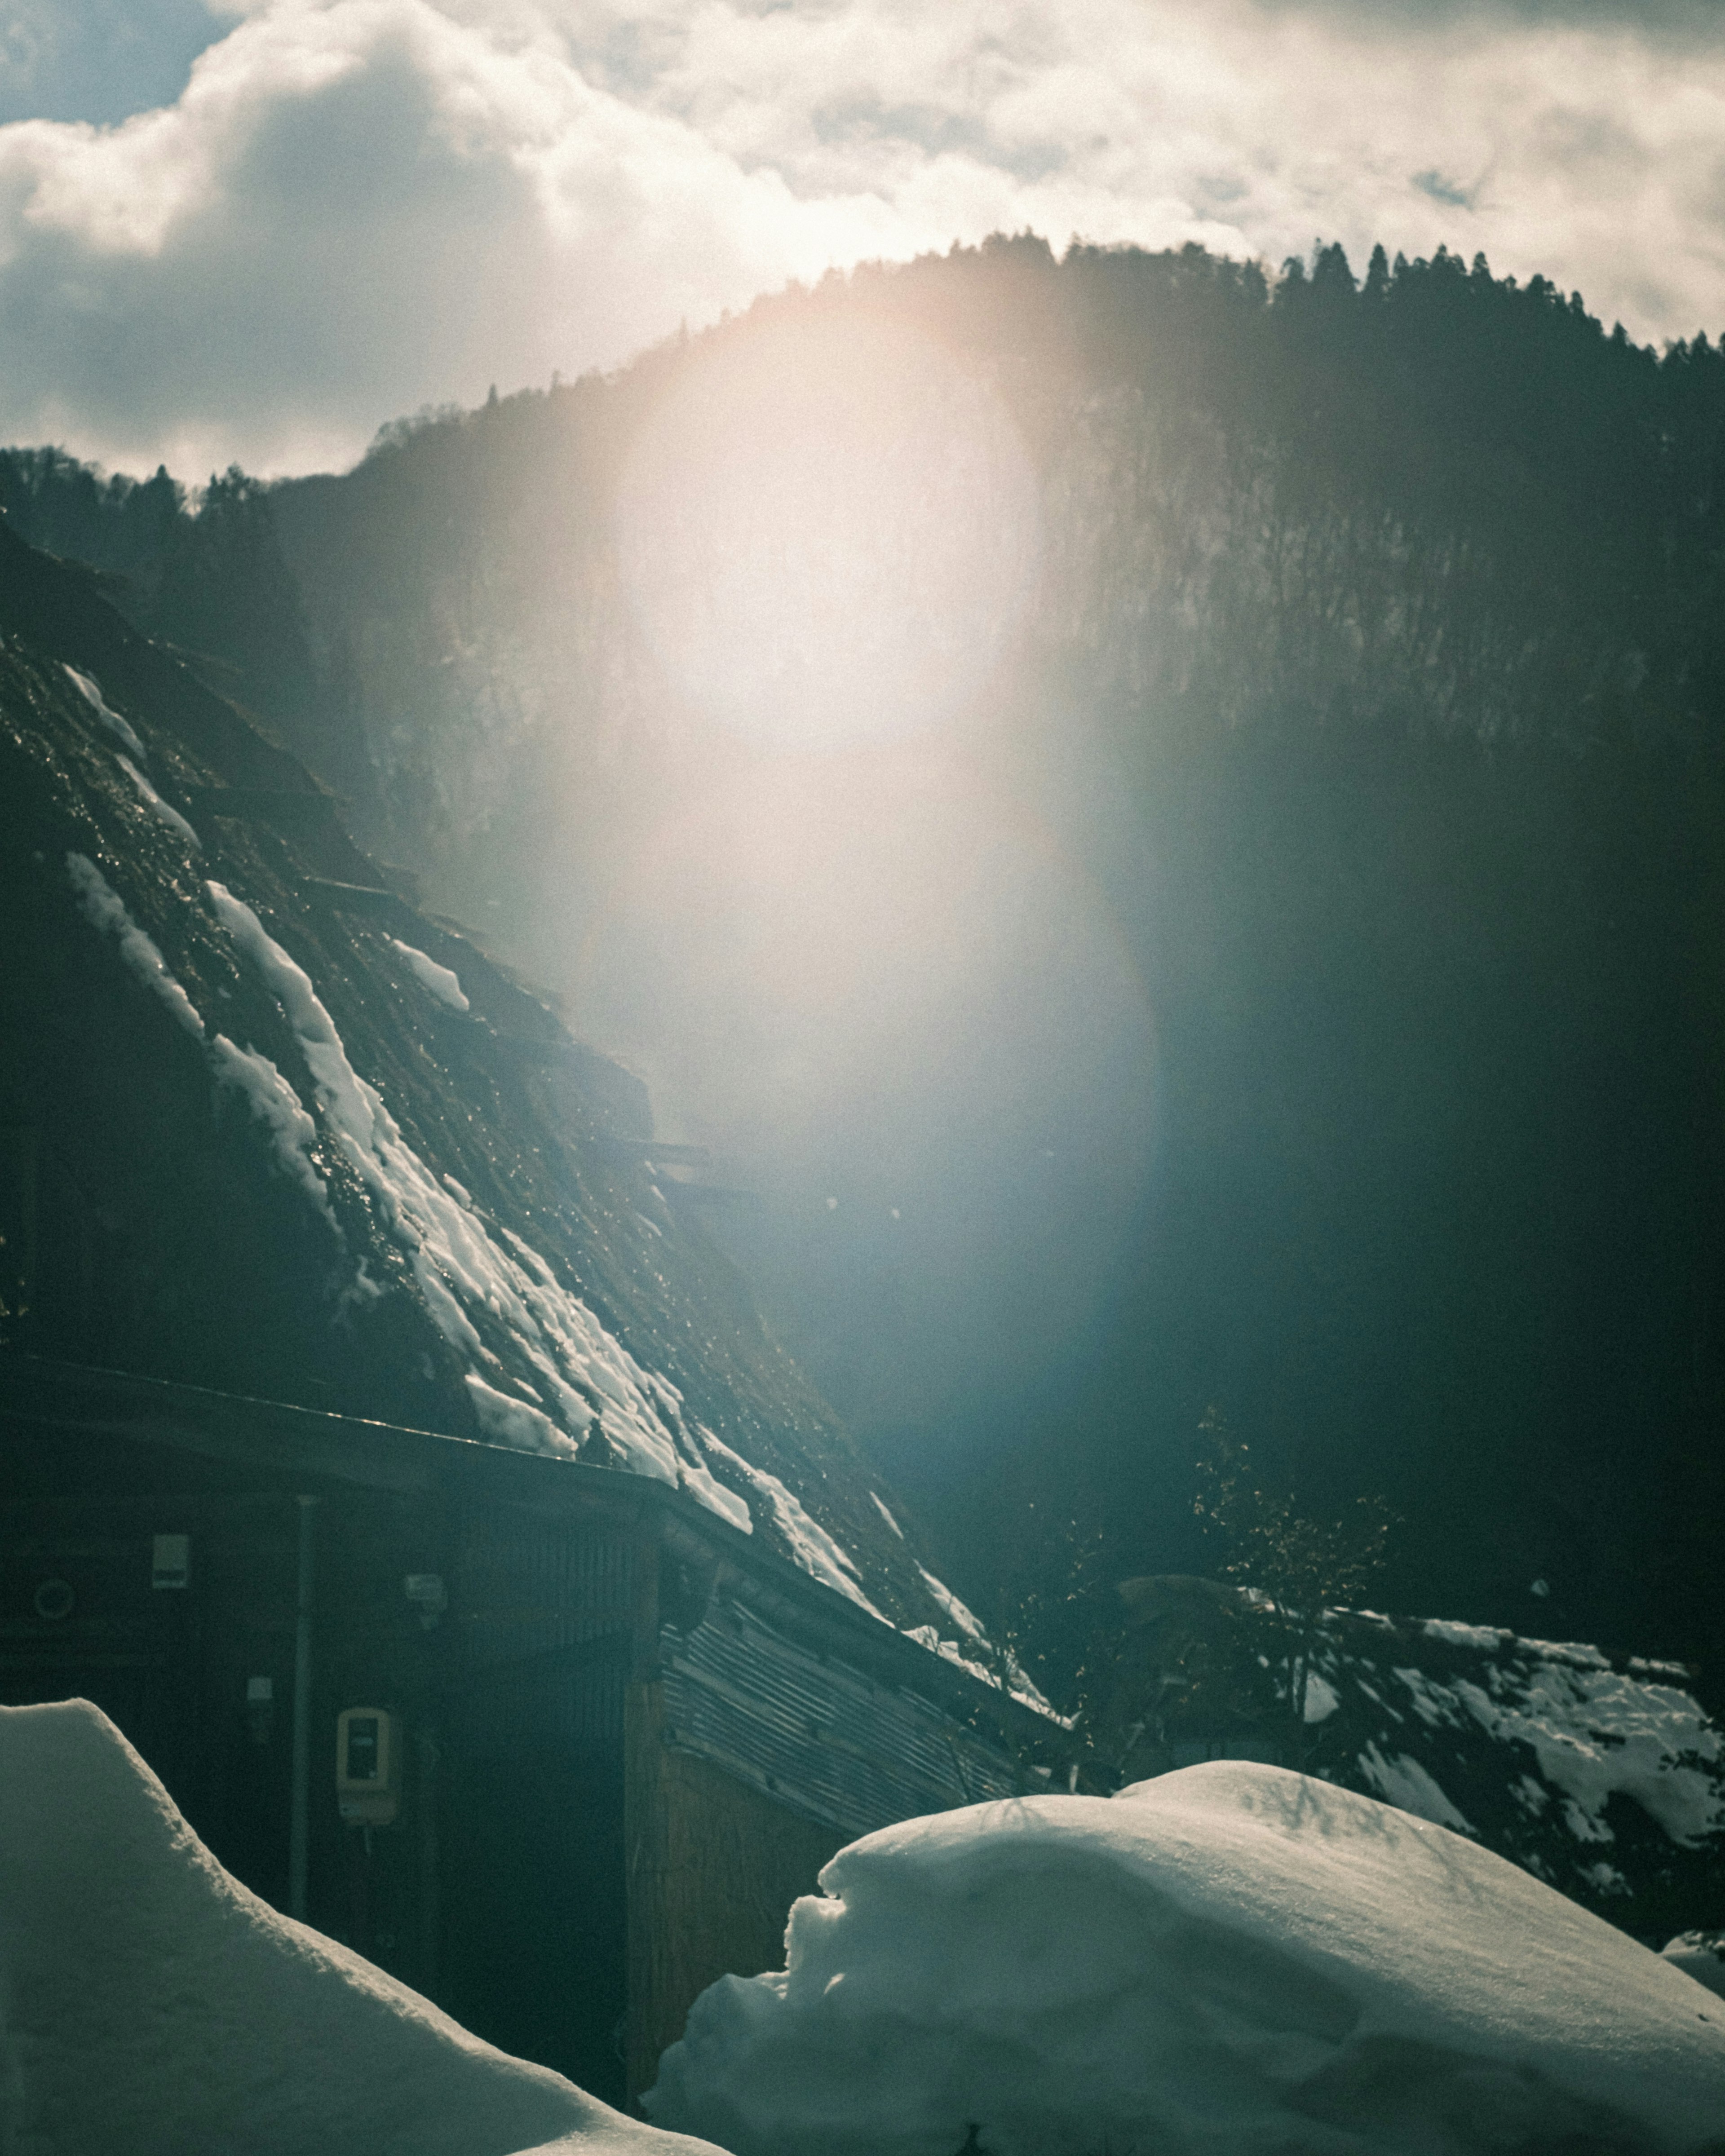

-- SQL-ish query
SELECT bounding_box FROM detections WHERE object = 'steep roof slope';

[0,523,1034,1689]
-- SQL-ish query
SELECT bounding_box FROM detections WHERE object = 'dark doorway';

[441,1745,628,2107]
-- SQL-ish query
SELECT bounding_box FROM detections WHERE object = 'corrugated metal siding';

[456,1524,632,1753]
[661,1597,1025,1840]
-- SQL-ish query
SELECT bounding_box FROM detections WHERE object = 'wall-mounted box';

[336,1706,401,1826]
[151,1534,190,1590]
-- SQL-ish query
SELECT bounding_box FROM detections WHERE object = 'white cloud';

[2,0,1723,475]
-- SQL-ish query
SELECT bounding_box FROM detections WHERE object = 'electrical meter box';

[336,1707,402,1826]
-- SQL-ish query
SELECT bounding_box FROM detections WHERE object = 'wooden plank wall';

[624,1672,843,2106]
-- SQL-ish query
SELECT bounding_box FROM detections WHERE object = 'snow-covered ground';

[647,1761,1725,2156]
[12,1698,1725,2156]
[0,1700,721,2156]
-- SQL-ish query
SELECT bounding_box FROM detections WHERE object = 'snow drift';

[646,1761,1725,2156]
[0,1700,721,2156]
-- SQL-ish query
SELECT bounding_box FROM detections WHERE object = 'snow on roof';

[647,1761,1725,2156]
[0,1699,721,2156]
[6,536,1022,1684]
[202,876,734,1507]
[66,851,205,1041]
[699,1427,885,1619]
[386,933,469,1012]
[208,1033,334,1224]
[869,1493,904,1538]
[63,661,146,761]
[116,753,201,849]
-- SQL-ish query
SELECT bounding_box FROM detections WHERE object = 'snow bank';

[0,1699,722,2156]
[646,1762,1725,2156]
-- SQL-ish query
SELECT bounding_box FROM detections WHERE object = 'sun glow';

[614,309,1042,752]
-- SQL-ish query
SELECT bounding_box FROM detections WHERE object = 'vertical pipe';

[416,1726,440,1996]
[288,1493,318,1922]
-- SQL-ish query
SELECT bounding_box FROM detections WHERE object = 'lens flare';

[570,747,1158,1415]
[614,309,1041,751]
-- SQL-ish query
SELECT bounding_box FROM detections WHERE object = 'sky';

[1,0,1722,477]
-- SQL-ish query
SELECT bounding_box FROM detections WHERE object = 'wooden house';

[0,523,1061,2106]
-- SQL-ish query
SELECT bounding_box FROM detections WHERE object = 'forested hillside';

[8,236,1725,1701]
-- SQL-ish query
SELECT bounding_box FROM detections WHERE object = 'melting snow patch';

[905,1566,1064,1719]
[916,1564,987,1642]
[646,1763,1725,2156]
[386,937,469,1012]
[465,1373,576,1457]
[1450,1662,1725,1846]
[1395,1665,1461,1727]
[675,1424,752,1536]
[1003,1651,1066,1723]
[64,664,146,760]
[115,755,200,848]
[869,1493,905,1539]
[67,853,204,1039]
[1422,1619,1509,1652]
[699,1429,887,1621]
[208,1035,332,1223]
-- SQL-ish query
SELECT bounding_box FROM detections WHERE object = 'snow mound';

[0,1700,723,2156]
[646,1762,1725,2156]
